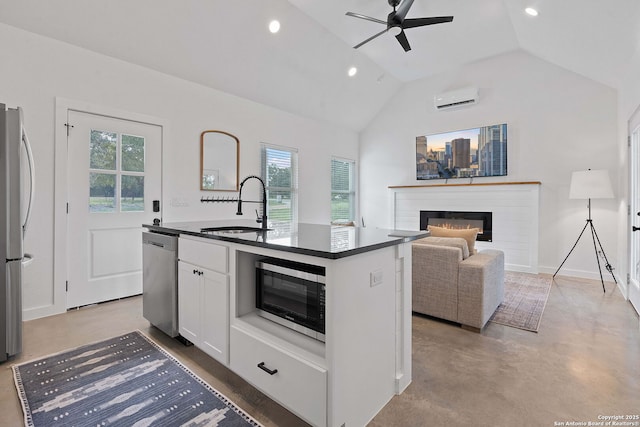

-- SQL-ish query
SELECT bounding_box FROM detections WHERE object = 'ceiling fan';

[346,0,453,52]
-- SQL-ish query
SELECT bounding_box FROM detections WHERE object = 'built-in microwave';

[255,259,325,342]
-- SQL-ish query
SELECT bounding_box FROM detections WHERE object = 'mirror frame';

[200,130,240,192]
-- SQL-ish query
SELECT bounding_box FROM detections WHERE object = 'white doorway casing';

[46,98,167,319]
[628,108,640,316]
[391,182,540,273]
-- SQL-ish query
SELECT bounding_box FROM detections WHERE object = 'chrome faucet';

[236,175,268,230]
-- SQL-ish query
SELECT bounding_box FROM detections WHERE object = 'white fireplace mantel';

[389,181,541,273]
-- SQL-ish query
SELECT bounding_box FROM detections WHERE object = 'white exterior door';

[66,111,162,308]
[629,112,640,315]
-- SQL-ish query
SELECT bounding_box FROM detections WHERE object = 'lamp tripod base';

[553,217,617,293]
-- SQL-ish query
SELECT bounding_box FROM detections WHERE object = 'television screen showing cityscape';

[416,123,507,180]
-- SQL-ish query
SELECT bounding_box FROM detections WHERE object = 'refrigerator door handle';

[21,123,35,237]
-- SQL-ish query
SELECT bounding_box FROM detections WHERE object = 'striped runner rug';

[12,331,262,427]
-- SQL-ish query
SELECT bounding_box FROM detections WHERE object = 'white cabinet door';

[177,237,230,366]
[200,269,229,364]
[178,260,200,344]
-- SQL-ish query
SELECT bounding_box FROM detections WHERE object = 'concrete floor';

[1,274,638,427]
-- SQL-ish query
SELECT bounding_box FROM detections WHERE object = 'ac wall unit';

[434,87,479,110]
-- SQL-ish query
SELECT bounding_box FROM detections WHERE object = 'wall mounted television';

[416,123,507,180]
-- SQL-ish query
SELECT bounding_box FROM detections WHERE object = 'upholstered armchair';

[412,236,505,331]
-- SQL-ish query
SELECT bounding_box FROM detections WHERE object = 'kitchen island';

[144,220,427,427]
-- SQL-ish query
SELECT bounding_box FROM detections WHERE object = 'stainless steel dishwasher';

[142,231,178,337]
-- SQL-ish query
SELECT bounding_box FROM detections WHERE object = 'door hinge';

[66,280,68,292]
[627,273,631,285]
[629,135,632,147]
[64,122,74,136]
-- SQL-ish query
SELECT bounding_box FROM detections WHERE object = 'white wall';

[0,23,358,319]
[360,50,620,281]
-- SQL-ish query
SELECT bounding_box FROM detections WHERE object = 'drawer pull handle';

[257,362,278,375]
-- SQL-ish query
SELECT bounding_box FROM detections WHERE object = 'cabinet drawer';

[230,326,327,427]
[179,237,227,273]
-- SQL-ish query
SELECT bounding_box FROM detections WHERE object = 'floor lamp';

[553,169,617,292]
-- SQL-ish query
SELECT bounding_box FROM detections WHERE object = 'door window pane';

[89,173,116,212]
[122,134,145,172]
[121,175,144,212]
[90,130,117,170]
[89,130,148,214]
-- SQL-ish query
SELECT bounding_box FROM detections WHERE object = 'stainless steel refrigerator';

[1,103,35,362]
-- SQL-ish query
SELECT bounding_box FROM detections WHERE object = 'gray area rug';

[489,271,552,332]
[12,331,262,427]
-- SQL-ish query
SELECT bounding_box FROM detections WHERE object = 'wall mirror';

[200,130,239,191]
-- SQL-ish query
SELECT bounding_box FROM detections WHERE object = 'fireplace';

[420,210,493,242]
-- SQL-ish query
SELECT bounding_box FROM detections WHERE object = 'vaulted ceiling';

[291,0,640,87]
[0,0,638,131]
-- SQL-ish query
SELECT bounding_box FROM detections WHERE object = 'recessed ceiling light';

[525,7,538,16]
[268,20,281,33]
[348,67,358,77]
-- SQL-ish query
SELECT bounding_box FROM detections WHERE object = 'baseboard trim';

[538,266,626,297]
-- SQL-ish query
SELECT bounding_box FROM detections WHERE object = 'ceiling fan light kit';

[346,0,454,52]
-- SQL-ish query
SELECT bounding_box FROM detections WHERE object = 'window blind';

[261,144,298,226]
[331,158,355,222]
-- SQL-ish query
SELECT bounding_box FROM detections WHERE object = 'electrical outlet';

[370,270,383,287]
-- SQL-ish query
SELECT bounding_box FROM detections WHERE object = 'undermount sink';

[200,226,270,234]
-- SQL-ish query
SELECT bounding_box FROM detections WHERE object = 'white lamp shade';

[569,169,614,199]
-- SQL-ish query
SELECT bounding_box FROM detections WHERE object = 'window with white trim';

[261,144,298,227]
[331,157,356,223]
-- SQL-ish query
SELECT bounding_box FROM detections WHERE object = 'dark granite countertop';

[143,220,428,259]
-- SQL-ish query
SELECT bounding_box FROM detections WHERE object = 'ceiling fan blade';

[345,12,387,25]
[395,29,411,52]
[396,0,415,21]
[354,28,389,49]
[402,16,454,29]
